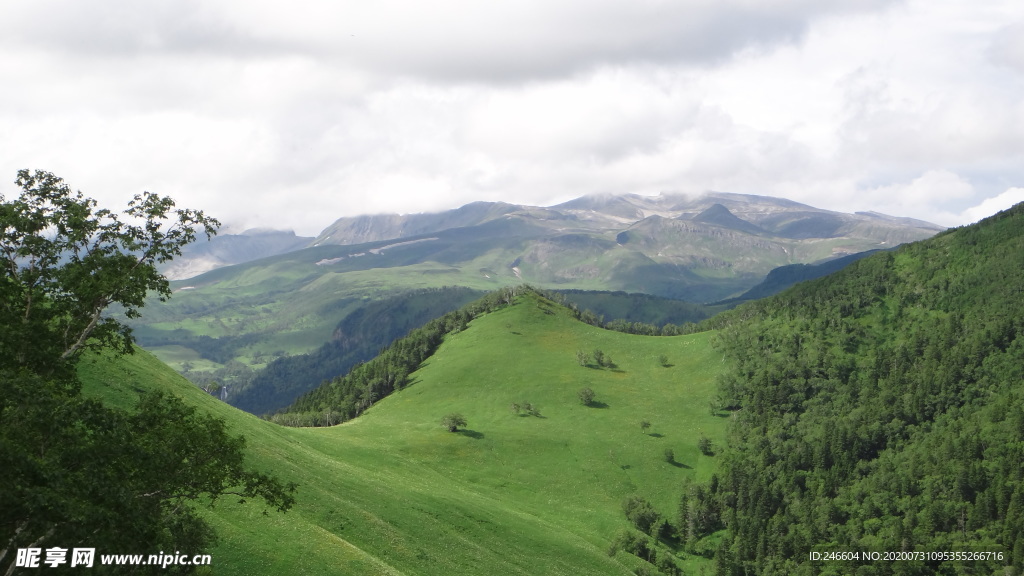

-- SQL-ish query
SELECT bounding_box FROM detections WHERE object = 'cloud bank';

[0,0,1021,234]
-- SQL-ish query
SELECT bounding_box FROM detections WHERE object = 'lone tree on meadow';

[442,413,468,432]
[640,419,652,434]
[699,434,714,455]
[578,387,596,406]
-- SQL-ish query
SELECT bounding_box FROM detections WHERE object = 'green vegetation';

[0,170,292,574]
[13,170,1011,574]
[697,435,713,456]
[79,289,729,574]
[700,204,1024,574]
[555,289,713,327]
[127,194,933,407]
[227,286,485,414]
[579,387,596,406]
[441,412,468,432]
[274,286,524,425]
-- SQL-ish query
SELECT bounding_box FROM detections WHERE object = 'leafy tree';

[0,170,294,574]
[575,349,589,366]
[592,348,606,367]
[663,448,675,463]
[655,551,680,575]
[578,387,596,406]
[658,354,669,367]
[697,434,713,456]
[0,170,218,378]
[623,495,661,535]
[640,419,651,434]
[441,413,467,432]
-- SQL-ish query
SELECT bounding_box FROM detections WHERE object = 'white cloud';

[1,0,1023,236]
[960,188,1024,224]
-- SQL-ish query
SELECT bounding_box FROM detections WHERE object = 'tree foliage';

[0,170,293,574]
[697,434,713,456]
[701,204,1024,574]
[441,413,467,432]
[0,170,218,378]
[578,387,596,406]
[623,496,662,536]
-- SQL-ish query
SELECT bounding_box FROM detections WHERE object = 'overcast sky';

[2,0,1023,235]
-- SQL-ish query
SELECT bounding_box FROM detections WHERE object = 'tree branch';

[2,524,55,576]
[59,300,108,361]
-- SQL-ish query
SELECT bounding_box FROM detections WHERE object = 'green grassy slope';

[80,291,728,575]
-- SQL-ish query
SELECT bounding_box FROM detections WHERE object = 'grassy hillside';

[81,291,728,575]
[225,287,487,415]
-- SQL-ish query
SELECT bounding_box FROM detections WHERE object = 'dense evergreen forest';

[555,289,713,327]
[700,204,1024,574]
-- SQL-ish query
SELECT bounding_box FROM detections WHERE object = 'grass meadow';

[80,292,727,575]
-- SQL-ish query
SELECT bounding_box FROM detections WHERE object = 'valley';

[130,192,942,415]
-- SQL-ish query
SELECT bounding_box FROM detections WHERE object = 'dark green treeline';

[701,204,1024,575]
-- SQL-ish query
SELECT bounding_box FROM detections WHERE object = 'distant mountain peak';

[240,228,299,236]
[691,203,765,235]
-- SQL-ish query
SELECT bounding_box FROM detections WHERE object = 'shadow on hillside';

[584,365,625,374]
[586,401,609,409]
[646,432,664,438]
[457,429,485,439]
[669,461,691,469]
[516,412,546,419]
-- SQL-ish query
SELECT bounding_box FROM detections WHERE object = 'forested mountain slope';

[704,204,1024,574]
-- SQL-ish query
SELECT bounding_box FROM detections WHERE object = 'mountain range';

[136,191,942,413]
[167,192,941,298]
